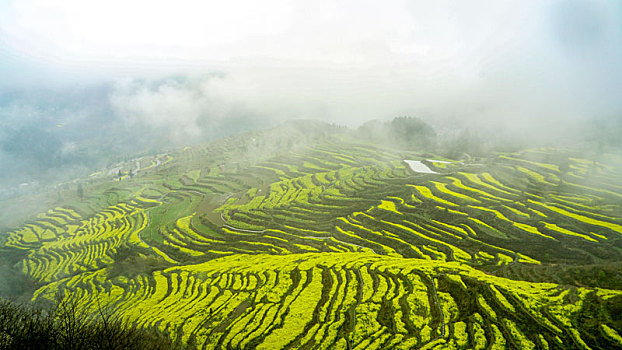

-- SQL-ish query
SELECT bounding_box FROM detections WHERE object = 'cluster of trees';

[357,116,437,149]
[357,114,622,159]
[357,116,534,158]
[0,297,184,350]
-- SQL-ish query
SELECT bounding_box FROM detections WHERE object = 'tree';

[357,120,384,142]
[445,129,483,159]
[386,117,436,149]
[357,117,437,150]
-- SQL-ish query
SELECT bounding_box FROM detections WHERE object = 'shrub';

[0,297,184,350]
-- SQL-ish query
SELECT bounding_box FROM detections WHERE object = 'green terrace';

[3,124,622,349]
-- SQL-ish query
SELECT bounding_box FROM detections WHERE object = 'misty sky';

[1,0,621,134]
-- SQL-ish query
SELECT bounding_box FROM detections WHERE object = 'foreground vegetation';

[2,119,622,349]
[0,298,180,349]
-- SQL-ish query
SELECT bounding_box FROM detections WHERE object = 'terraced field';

[2,121,622,349]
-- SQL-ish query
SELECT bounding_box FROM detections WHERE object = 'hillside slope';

[2,121,622,349]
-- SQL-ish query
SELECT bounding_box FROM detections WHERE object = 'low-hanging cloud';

[0,0,620,151]
[108,75,277,145]
[110,77,217,142]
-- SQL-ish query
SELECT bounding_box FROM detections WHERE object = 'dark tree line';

[357,116,437,149]
[0,297,186,350]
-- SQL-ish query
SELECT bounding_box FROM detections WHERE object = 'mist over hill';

[1,0,621,196]
[2,79,621,201]
[0,79,276,197]
[1,1,622,349]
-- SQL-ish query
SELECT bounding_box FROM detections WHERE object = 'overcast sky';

[1,0,621,128]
